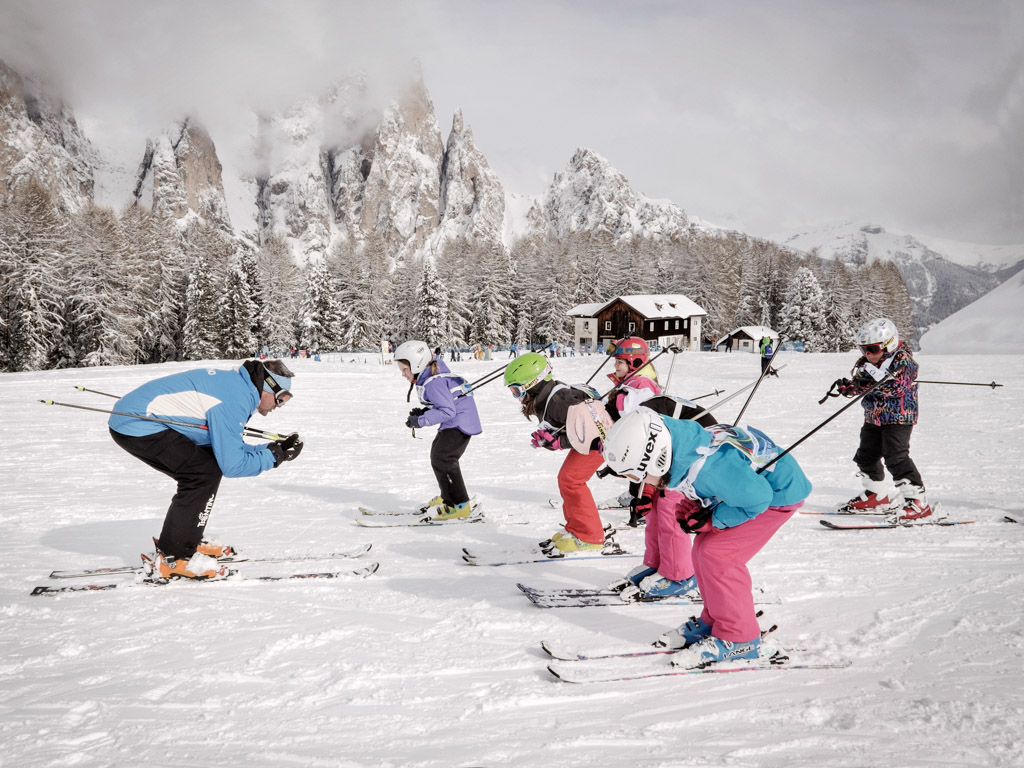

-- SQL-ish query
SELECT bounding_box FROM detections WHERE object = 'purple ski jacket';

[412,359,482,436]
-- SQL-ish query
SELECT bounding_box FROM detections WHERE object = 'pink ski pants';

[694,503,802,642]
[644,490,695,581]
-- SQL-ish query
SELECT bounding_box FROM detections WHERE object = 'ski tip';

[361,562,381,577]
[461,555,480,566]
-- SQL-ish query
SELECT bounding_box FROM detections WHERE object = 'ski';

[31,562,380,596]
[361,495,481,516]
[356,510,486,527]
[541,639,683,661]
[1006,516,1019,524]
[819,518,973,531]
[799,509,891,516]
[548,498,626,512]
[48,543,374,579]
[547,652,851,684]
[518,583,779,609]
[462,544,636,567]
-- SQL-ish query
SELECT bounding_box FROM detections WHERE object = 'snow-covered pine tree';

[64,202,139,367]
[469,244,512,347]
[821,260,857,352]
[413,256,449,349]
[219,254,259,358]
[256,234,303,353]
[780,266,828,351]
[181,253,221,360]
[298,260,344,351]
[435,237,473,348]
[0,181,69,371]
[239,247,268,348]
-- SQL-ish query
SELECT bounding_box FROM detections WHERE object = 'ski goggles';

[263,371,293,405]
[858,343,884,355]
[508,382,532,399]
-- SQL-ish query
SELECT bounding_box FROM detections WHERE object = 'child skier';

[832,318,932,521]
[504,352,614,554]
[394,340,481,520]
[602,409,812,668]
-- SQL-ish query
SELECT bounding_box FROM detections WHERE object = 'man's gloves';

[530,428,564,451]
[676,495,713,533]
[268,432,303,468]
[406,407,427,429]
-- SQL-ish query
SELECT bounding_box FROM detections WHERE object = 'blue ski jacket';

[108,365,276,478]
[661,418,812,529]
[413,359,482,435]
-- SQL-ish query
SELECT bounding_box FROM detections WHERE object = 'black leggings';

[430,429,472,505]
[110,428,222,558]
[853,422,924,487]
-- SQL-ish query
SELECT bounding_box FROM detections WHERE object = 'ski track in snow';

[1,352,1022,767]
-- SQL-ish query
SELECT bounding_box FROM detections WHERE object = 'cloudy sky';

[1,0,1021,245]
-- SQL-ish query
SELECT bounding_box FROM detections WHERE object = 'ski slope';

[1,351,1022,767]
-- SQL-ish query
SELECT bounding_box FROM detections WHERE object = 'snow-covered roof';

[567,302,607,317]
[567,294,706,319]
[717,325,779,343]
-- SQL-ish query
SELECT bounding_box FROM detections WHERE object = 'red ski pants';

[556,449,607,544]
[644,490,695,581]
[694,503,802,642]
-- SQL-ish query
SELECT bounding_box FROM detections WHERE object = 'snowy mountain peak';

[525,147,689,242]
[0,58,96,213]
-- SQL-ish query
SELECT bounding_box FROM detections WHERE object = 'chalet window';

[675,320,680,330]
[664,320,670,331]
[648,321,655,333]
[604,321,612,331]
[584,321,591,330]
[628,322,636,332]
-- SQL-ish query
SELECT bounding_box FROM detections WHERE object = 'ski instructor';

[108,360,302,580]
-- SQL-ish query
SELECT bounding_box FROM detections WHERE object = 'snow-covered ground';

[2,351,1022,767]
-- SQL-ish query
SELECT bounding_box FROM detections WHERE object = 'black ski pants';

[109,428,222,558]
[430,428,472,506]
[853,422,924,488]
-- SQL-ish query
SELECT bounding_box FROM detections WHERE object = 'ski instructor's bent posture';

[108,360,302,580]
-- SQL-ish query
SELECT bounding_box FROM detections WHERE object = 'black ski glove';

[406,407,427,429]
[268,433,303,467]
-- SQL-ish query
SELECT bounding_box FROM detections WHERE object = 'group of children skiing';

[393,316,931,669]
[104,314,929,671]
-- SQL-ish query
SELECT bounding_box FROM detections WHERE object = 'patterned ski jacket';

[108,365,276,478]
[849,342,919,426]
[412,359,482,436]
[660,417,812,529]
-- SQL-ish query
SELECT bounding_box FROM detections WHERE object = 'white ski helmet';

[393,340,433,374]
[602,409,673,482]
[855,318,899,354]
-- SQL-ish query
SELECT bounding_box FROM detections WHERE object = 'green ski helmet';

[504,352,553,399]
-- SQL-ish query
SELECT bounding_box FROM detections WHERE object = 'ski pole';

[583,353,612,386]
[662,347,679,394]
[690,388,724,402]
[72,387,285,439]
[917,379,1002,388]
[455,364,511,399]
[756,373,892,474]
[688,365,788,424]
[732,336,785,427]
[40,400,286,441]
[74,385,121,399]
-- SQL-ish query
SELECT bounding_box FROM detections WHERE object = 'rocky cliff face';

[133,118,233,233]
[523,147,689,242]
[0,59,96,213]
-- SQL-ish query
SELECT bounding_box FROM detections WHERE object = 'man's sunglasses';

[264,372,292,405]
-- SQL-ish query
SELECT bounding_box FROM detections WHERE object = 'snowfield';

[1,351,1022,767]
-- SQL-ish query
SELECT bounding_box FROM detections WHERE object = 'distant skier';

[394,340,482,520]
[108,360,302,580]
[831,318,932,521]
[602,410,811,669]
[759,336,778,377]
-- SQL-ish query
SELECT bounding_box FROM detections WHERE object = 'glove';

[629,485,657,518]
[268,433,303,467]
[406,407,427,429]
[834,377,858,397]
[675,496,713,533]
[530,428,564,450]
